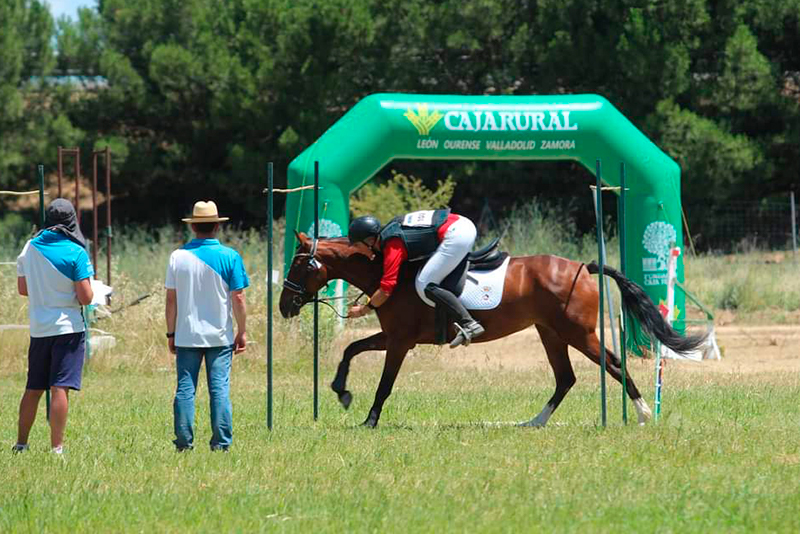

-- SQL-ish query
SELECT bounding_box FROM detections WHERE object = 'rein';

[316,292,365,319]
[282,250,366,319]
[282,285,366,319]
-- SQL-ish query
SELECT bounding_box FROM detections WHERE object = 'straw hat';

[182,200,230,223]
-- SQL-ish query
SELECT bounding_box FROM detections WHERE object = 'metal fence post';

[267,162,274,430]
[619,162,627,425]
[313,161,320,421]
[791,190,797,257]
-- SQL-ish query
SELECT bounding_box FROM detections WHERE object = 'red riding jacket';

[379,213,459,295]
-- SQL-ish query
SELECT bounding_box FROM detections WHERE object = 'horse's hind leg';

[519,325,576,428]
[331,331,386,410]
[570,330,652,424]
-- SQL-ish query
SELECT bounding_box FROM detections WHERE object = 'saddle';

[434,238,508,345]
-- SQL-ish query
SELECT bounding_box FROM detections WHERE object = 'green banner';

[285,93,686,331]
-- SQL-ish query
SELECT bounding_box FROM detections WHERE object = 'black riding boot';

[424,283,485,348]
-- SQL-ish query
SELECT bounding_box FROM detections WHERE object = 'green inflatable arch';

[285,93,686,328]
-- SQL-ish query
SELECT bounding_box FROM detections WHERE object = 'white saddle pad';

[460,256,511,310]
[420,256,511,311]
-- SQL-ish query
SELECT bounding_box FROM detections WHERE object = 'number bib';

[402,210,436,227]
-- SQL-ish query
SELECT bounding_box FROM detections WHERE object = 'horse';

[279,232,707,428]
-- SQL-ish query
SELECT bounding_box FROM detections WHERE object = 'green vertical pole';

[267,162,274,430]
[654,344,663,421]
[653,201,667,422]
[38,165,45,225]
[84,307,92,363]
[313,161,319,421]
[38,165,50,421]
[790,191,797,258]
[619,162,628,425]
[595,160,606,428]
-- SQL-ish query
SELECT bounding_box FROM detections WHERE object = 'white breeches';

[415,217,477,302]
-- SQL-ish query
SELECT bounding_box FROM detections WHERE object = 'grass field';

[2,343,800,533]
[1,219,799,532]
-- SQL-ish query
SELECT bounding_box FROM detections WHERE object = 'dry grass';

[2,226,800,532]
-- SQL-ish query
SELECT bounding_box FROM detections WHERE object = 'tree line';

[2,0,798,249]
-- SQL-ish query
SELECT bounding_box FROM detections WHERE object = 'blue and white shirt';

[165,239,249,348]
[16,230,94,338]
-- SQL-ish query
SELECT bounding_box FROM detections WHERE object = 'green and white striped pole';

[619,162,628,425]
[313,161,319,421]
[595,159,607,427]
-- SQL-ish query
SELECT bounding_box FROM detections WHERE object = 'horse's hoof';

[361,412,379,428]
[516,420,545,428]
[338,390,353,410]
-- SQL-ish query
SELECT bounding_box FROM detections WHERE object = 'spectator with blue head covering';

[14,198,94,454]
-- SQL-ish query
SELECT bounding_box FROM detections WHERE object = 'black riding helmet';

[348,215,381,244]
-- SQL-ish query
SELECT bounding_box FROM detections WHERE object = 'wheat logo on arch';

[404,103,443,136]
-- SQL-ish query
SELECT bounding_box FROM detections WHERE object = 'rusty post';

[89,148,113,283]
[57,147,63,197]
[58,148,81,219]
[92,152,99,271]
[104,147,112,284]
[75,150,81,225]
[56,146,112,283]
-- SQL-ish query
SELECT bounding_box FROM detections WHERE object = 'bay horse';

[280,232,706,428]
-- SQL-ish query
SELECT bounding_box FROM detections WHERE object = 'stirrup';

[450,323,471,348]
[449,321,484,349]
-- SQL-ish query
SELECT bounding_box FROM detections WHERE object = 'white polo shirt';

[165,239,249,348]
[16,230,94,338]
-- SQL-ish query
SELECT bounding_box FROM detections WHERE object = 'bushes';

[0,212,36,259]
[350,171,455,224]
[498,200,617,263]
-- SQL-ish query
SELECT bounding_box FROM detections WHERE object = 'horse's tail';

[585,261,708,354]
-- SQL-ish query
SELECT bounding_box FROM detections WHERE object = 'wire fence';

[686,194,798,254]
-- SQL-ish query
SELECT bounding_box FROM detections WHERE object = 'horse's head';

[279,232,330,318]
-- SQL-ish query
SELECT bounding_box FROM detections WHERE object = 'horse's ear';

[295,231,310,250]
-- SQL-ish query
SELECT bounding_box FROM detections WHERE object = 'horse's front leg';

[363,340,412,428]
[331,331,387,409]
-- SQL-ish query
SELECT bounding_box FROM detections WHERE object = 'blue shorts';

[26,332,86,391]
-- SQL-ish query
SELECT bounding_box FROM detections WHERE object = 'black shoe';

[450,320,485,348]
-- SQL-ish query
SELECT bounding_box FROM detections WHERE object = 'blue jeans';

[173,345,233,450]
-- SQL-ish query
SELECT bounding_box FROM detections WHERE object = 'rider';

[347,209,485,348]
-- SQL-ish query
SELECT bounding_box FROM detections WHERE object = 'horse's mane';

[309,237,438,292]
[312,237,384,291]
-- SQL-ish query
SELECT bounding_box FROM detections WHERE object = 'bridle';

[282,238,365,319]
[282,238,321,309]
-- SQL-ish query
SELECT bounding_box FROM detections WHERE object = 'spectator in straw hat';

[165,200,249,452]
[14,198,94,455]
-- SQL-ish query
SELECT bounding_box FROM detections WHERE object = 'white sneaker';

[51,445,64,455]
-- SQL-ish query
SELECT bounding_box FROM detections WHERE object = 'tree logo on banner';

[642,221,677,273]
[307,218,342,239]
[404,104,443,136]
